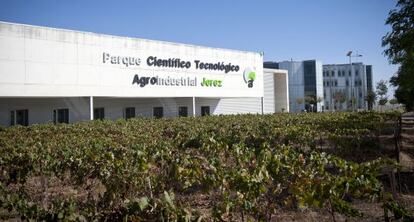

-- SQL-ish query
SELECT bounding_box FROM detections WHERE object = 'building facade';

[0,22,289,126]
[265,60,323,112]
[323,63,373,111]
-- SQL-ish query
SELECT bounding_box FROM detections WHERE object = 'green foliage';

[365,90,377,110]
[383,201,414,221]
[0,112,404,220]
[382,0,414,111]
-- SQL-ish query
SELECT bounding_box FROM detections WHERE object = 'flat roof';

[0,21,262,56]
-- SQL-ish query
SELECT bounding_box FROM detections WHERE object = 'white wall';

[0,69,289,126]
[315,60,324,111]
[0,22,263,98]
[0,97,90,125]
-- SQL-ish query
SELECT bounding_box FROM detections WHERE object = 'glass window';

[10,111,15,126]
[17,109,29,126]
[153,107,163,118]
[178,106,188,117]
[125,107,135,119]
[94,108,105,120]
[53,108,69,124]
[12,109,29,126]
[201,106,210,116]
[355,70,359,76]
[349,70,351,76]
[346,80,349,86]
[335,80,338,86]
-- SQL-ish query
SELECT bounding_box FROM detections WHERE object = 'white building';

[265,60,323,112]
[323,63,373,111]
[0,21,289,126]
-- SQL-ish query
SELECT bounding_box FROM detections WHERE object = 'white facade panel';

[0,22,291,126]
[263,71,275,113]
[315,60,324,111]
[0,22,263,98]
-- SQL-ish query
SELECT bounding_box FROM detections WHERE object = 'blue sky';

[0,0,398,96]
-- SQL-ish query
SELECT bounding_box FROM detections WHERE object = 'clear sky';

[0,0,399,97]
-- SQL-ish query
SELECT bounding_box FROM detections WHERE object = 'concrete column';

[89,96,93,120]
[192,97,196,117]
[261,97,264,114]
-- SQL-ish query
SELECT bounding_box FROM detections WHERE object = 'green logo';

[243,68,256,88]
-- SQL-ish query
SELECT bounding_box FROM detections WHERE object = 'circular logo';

[243,67,256,88]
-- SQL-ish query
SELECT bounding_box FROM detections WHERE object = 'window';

[346,80,349,86]
[342,70,345,76]
[53,108,69,124]
[10,109,29,126]
[94,108,105,120]
[201,106,210,116]
[355,70,359,76]
[335,80,338,86]
[349,70,351,76]
[10,111,15,126]
[125,107,135,119]
[178,106,188,117]
[153,107,163,118]
[331,71,335,77]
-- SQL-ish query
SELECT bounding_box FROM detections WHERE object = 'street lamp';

[346,51,362,111]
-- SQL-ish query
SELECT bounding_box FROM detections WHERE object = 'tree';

[365,90,377,110]
[382,0,414,111]
[376,80,389,111]
[333,91,346,111]
[317,97,323,112]
[389,98,398,105]
[389,98,399,110]
[305,96,317,112]
[296,98,304,112]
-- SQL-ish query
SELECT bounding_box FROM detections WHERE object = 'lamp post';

[346,51,362,111]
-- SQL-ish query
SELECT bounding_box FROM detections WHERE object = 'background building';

[265,60,324,112]
[323,63,373,111]
[0,22,289,126]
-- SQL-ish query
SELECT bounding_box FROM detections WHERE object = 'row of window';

[323,79,363,87]
[323,91,365,100]
[323,70,359,77]
[324,80,338,87]
[9,106,212,126]
[11,108,72,126]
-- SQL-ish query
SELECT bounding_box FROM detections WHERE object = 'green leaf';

[138,196,149,211]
